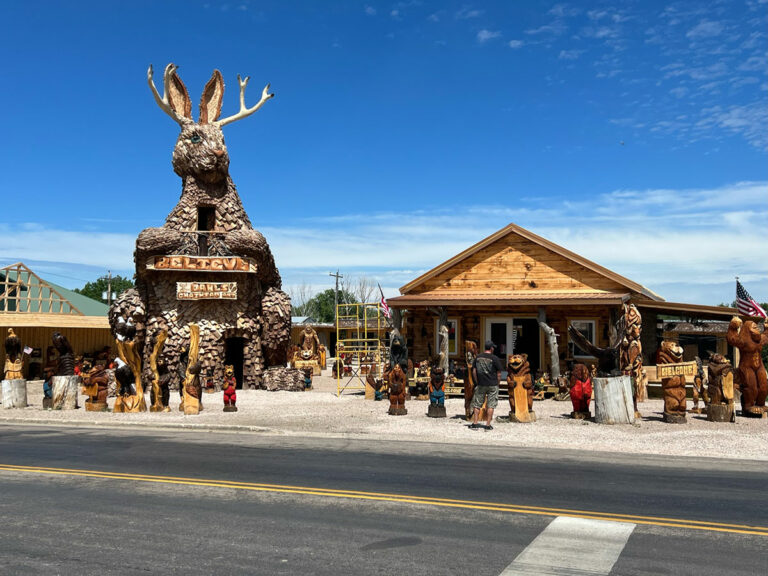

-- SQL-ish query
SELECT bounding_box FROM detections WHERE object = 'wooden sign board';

[148,256,258,273]
[177,282,237,301]
[657,361,697,378]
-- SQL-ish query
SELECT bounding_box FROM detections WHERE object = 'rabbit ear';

[199,70,224,124]
[168,70,192,120]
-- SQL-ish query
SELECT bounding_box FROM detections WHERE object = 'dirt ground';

[2,369,766,461]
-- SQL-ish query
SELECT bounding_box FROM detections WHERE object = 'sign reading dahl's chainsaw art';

[657,361,697,379]
[177,282,238,300]
[147,256,258,273]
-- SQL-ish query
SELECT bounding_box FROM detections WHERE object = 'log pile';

[262,367,304,391]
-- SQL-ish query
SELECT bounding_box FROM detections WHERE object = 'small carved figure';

[222,364,238,411]
[427,367,446,418]
[656,341,687,423]
[153,359,172,412]
[317,343,327,369]
[619,303,643,417]
[568,363,592,419]
[463,340,480,420]
[4,328,24,380]
[365,364,386,400]
[533,371,549,400]
[42,366,54,409]
[413,360,430,399]
[690,356,709,414]
[706,352,735,422]
[82,363,109,411]
[299,326,321,359]
[387,364,407,415]
[507,354,535,422]
[52,332,75,376]
[114,360,135,398]
[301,366,313,390]
[390,331,408,372]
[726,316,768,417]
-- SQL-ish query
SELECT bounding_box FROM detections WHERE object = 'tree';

[299,288,355,323]
[74,275,134,303]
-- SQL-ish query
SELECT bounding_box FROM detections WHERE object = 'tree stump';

[593,376,635,424]
[2,379,27,409]
[663,411,687,424]
[707,403,735,423]
[51,375,79,410]
[427,405,446,418]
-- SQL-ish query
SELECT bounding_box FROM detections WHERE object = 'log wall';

[412,234,627,294]
[403,305,613,372]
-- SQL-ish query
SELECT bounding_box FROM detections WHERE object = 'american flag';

[377,283,391,318]
[380,296,391,318]
[736,280,767,318]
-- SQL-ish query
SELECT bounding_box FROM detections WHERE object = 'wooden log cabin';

[387,223,736,378]
[0,262,112,379]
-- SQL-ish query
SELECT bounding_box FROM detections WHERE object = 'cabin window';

[570,319,596,358]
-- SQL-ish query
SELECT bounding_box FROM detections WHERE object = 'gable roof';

[0,262,108,316]
[399,223,664,301]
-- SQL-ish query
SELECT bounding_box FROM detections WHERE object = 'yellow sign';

[148,256,258,273]
[657,362,697,378]
[176,282,238,300]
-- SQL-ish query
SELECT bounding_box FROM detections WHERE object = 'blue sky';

[1,1,766,305]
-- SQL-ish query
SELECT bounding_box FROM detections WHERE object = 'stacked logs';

[262,367,304,391]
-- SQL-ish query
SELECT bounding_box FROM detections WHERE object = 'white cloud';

[558,49,584,60]
[364,5,376,16]
[477,29,501,43]
[6,182,764,304]
[686,19,725,39]
[508,40,524,49]
[455,7,483,20]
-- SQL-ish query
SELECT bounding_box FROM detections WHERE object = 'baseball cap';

[484,340,496,350]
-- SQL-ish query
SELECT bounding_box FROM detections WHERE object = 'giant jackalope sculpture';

[109,64,292,393]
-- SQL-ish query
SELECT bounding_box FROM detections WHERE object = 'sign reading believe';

[147,256,258,273]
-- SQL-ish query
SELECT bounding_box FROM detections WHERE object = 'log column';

[52,375,79,410]
[2,379,27,408]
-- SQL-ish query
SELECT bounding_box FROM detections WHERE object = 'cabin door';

[224,337,245,389]
[485,317,541,376]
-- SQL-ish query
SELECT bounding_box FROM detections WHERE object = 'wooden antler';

[147,63,185,125]
[217,74,274,127]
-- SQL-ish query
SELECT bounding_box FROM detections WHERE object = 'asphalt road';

[0,424,766,575]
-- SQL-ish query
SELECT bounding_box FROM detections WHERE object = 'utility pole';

[102,270,114,306]
[329,269,343,323]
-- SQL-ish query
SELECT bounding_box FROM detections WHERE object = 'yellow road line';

[1,463,766,537]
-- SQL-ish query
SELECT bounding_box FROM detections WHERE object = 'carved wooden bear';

[656,341,687,423]
[726,317,768,417]
[507,354,535,422]
[387,364,408,416]
[427,367,446,418]
[568,362,592,419]
[706,352,735,422]
[82,364,109,412]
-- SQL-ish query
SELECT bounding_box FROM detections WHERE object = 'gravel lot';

[3,371,767,461]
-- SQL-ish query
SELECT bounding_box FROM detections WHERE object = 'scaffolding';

[335,301,389,396]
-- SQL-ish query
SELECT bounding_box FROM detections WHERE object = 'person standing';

[470,340,503,430]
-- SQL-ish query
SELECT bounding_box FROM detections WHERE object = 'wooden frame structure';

[0,263,82,316]
[335,301,389,396]
[0,262,111,379]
